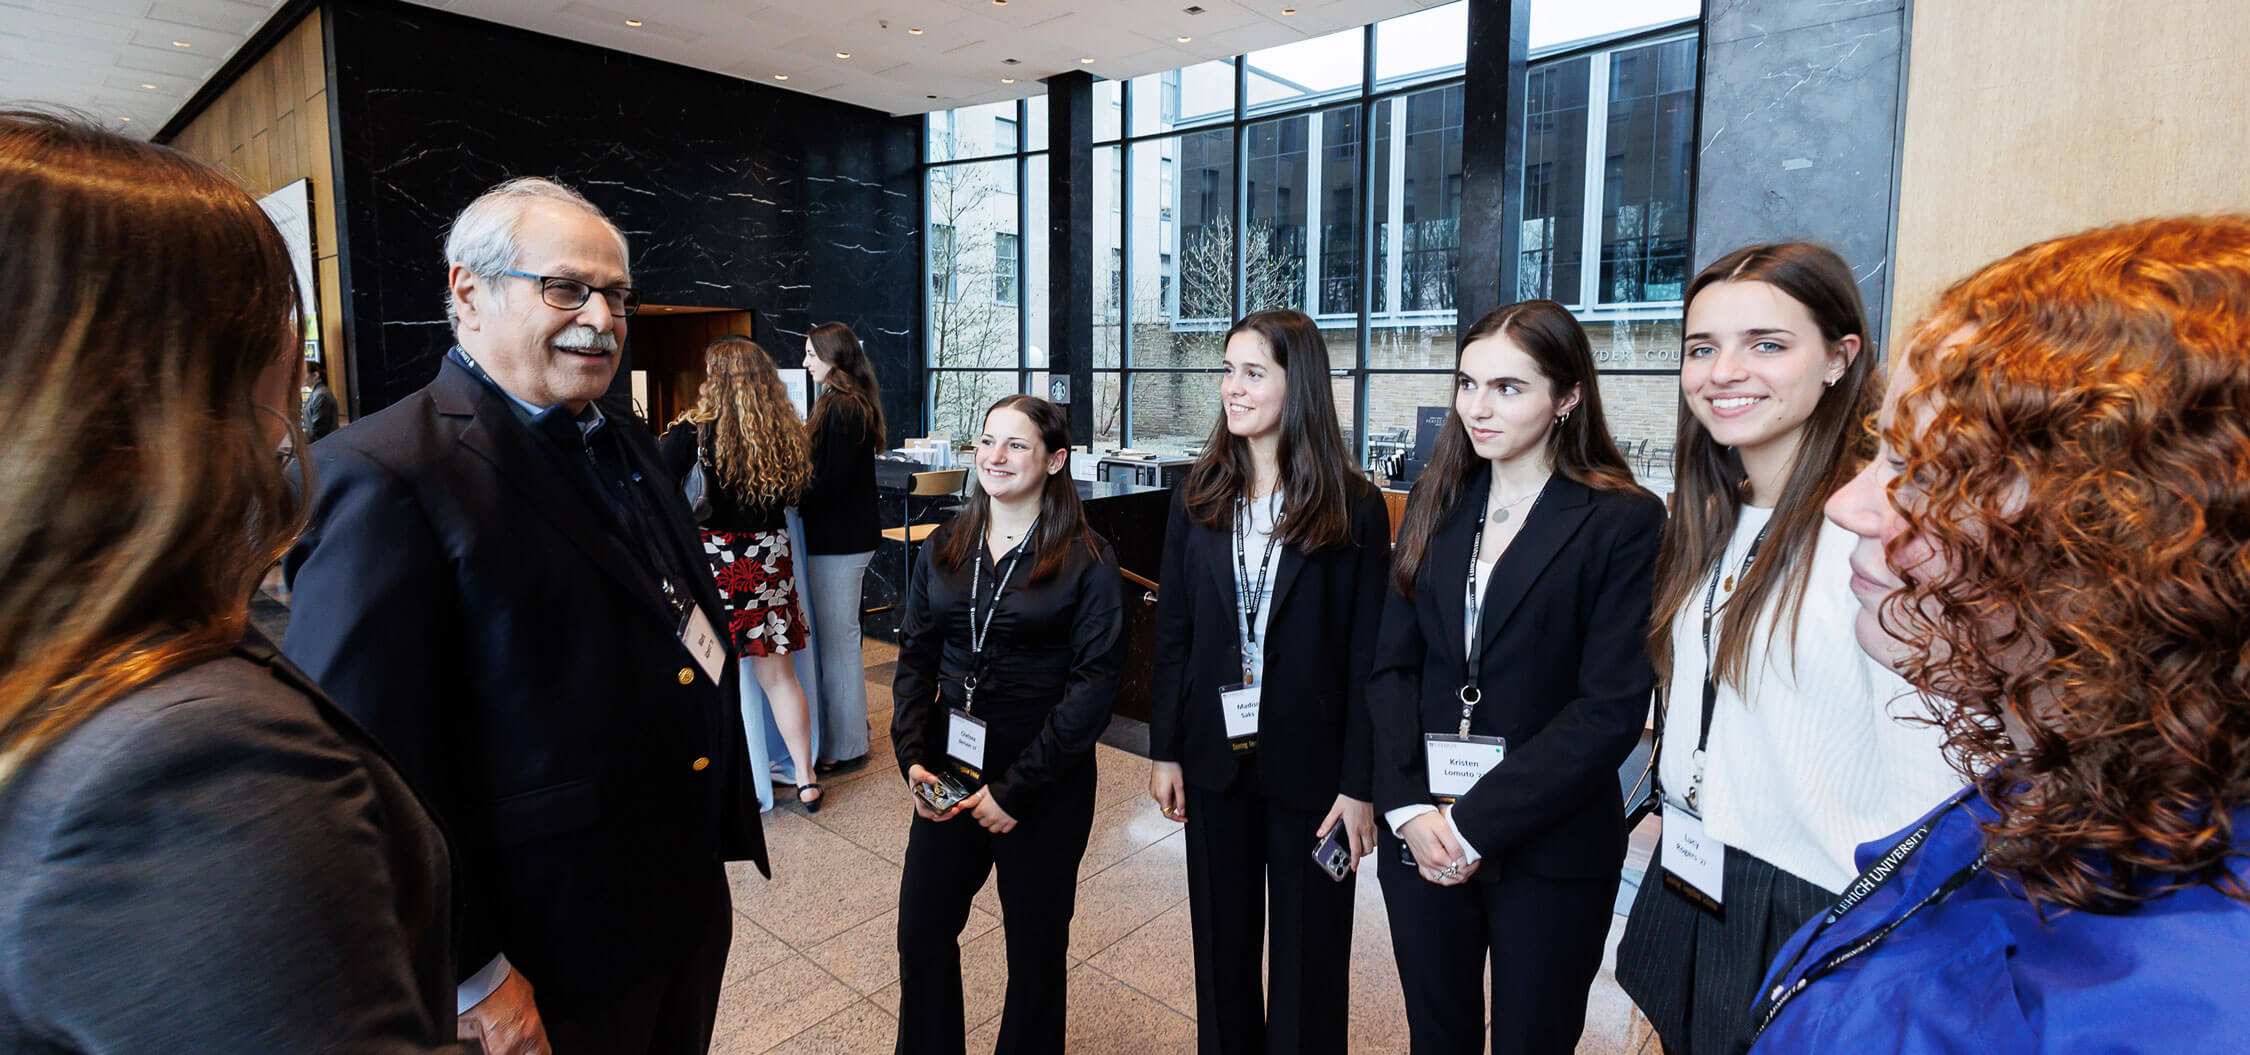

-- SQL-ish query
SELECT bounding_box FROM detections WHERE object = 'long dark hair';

[807,321,885,452]
[1179,309,1367,552]
[0,111,305,788]
[1647,243,1877,688]
[933,394,1100,583]
[1391,300,1645,597]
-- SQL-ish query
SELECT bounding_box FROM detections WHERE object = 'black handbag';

[1620,689,1661,829]
[682,422,713,524]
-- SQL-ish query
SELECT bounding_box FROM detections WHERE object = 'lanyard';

[1746,793,1990,1043]
[962,517,1036,713]
[1458,479,1544,737]
[1682,522,1770,811]
[1232,494,1284,684]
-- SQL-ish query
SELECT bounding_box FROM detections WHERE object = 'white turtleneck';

[1654,507,1965,893]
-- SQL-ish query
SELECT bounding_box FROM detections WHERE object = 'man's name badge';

[680,605,725,684]
[1660,804,1725,916]
[946,708,988,780]
[1219,682,1260,752]
[1422,733,1505,803]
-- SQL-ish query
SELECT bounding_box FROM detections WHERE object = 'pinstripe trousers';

[1614,842,1835,1055]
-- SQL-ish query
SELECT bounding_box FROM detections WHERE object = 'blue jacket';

[1748,787,2250,1053]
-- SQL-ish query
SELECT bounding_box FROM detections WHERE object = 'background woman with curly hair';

[663,336,823,810]
[1747,215,2250,1053]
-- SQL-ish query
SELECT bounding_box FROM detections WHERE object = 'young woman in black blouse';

[800,322,885,771]
[1146,309,1388,1055]
[1369,301,1664,1055]
[891,394,1126,1055]
[660,336,823,811]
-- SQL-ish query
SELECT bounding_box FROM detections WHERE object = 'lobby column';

[1044,70,1096,445]
[1456,0,1530,331]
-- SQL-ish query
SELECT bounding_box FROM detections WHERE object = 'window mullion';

[1578,51,1611,311]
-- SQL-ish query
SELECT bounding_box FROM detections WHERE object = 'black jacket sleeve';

[657,421,697,481]
[1337,490,1393,802]
[1450,496,1664,856]
[1366,562,1433,815]
[985,540,1126,813]
[1145,494,1195,765]
[891,521,947,780]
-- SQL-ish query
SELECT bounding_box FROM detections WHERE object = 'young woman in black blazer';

[1369,300,1664,1055]
[1145,309,1388,1055]
[891,394,1126,1055]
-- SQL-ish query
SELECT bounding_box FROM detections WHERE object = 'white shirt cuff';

[1384,804,1483,865]
[456,953,512,1016]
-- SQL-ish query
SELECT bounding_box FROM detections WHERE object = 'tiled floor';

[716,638,1658,1054]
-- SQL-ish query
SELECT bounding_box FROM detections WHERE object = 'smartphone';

[1311,826,1353,882]
[914,772,973,814]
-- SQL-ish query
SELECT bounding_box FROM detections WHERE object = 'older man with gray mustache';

[284,177,770,1055]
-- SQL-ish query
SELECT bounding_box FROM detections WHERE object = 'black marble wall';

[327,0,921,439]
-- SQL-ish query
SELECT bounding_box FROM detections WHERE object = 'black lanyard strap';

[1746,796,1989,1042]
[1459,477,1545,736]
[1233,494,1284,683]
[1681,521,1770,811]
[963,517,1037,713]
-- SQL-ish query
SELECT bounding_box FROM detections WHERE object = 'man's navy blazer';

[283,356,768,1004]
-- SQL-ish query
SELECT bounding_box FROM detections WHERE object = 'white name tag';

[1422,733,1505,802]
[680,605,726,684]
[947,708,988,774]
[1662,805,1726,907]
[1219,683,1260,742]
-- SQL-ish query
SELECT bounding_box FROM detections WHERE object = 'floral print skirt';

[699,527,806,657]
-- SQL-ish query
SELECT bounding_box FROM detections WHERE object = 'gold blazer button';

[677,667,695,685]
[692,757,711,771]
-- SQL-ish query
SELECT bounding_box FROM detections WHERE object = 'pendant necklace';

[1486,479,1546,524]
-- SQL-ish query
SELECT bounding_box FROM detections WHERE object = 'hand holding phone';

[1311,826,1352,882]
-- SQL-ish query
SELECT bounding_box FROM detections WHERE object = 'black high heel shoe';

[797,782,824,813]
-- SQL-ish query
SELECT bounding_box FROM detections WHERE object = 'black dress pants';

[1182,758,1357,1055]
[1377,830,1617,1055]
[895,760,1098,1055]
[542,864,735,1055]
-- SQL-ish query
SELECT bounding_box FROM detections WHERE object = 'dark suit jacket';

[0,632,469,1054]
[1368,469,1663,880]
[283,356,767,1005]
[1148,484,1390,812]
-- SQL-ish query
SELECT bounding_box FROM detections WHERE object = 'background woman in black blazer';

[1147,309,1389,1055]
[892,394,1126,1055]
[800,321,885,771]
[1370,300,1664,1055]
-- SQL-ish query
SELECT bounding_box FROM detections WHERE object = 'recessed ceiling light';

[1079,57,1094,64]
[1001,77,1016,84]
[171,40,190,47]
[1282,7,1297,13]
[774,73,790,80]
[1177,35,1192,43]
[836,50,851,58]
[118,115,132,122]
[908,27,924,35]
[625,18,642,26]
[992,0,1007,5]
[139,83,157,89]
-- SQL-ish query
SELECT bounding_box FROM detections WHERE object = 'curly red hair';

[1882,215,2250,913]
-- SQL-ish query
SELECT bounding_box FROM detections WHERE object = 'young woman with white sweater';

[1613,244,1961,1055]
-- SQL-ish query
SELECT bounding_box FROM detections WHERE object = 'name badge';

[1661,804,1726,914]
[1422,733,1505,802]
[1219,682,1260,749]
[679,605,726,684]
[947,708,988,778]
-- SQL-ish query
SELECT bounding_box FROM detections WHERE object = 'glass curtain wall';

[925,98,1050,443]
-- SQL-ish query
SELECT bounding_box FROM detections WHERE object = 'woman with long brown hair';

[1368,300,1664,1054]
[661,336,822,810]
[1146,309,1388,1054]
[800,321,885,772]
[1751,215,2250,1052]
[1614,244,1958,1055]
[0,112,468,1051]
[890,394,1124,1054]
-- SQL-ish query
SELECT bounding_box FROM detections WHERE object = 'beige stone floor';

[715,639,1658,1055]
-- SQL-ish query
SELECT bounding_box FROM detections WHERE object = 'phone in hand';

[914,771,974,814]
[1312,825,1353,882]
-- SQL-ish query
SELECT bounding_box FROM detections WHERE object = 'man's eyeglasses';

[499,269,642,316]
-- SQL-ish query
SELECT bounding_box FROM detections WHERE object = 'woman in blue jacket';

[1753,214,2250,1053]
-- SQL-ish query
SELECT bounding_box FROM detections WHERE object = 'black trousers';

[895,760,1098,1055]
[542,864,734,1055]
[1377,830,1617,1055]
[1182,759,1357,1055]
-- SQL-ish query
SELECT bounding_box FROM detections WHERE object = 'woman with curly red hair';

[1748,215,2250,1052]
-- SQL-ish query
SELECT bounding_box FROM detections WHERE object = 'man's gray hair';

[442,177,630,332]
